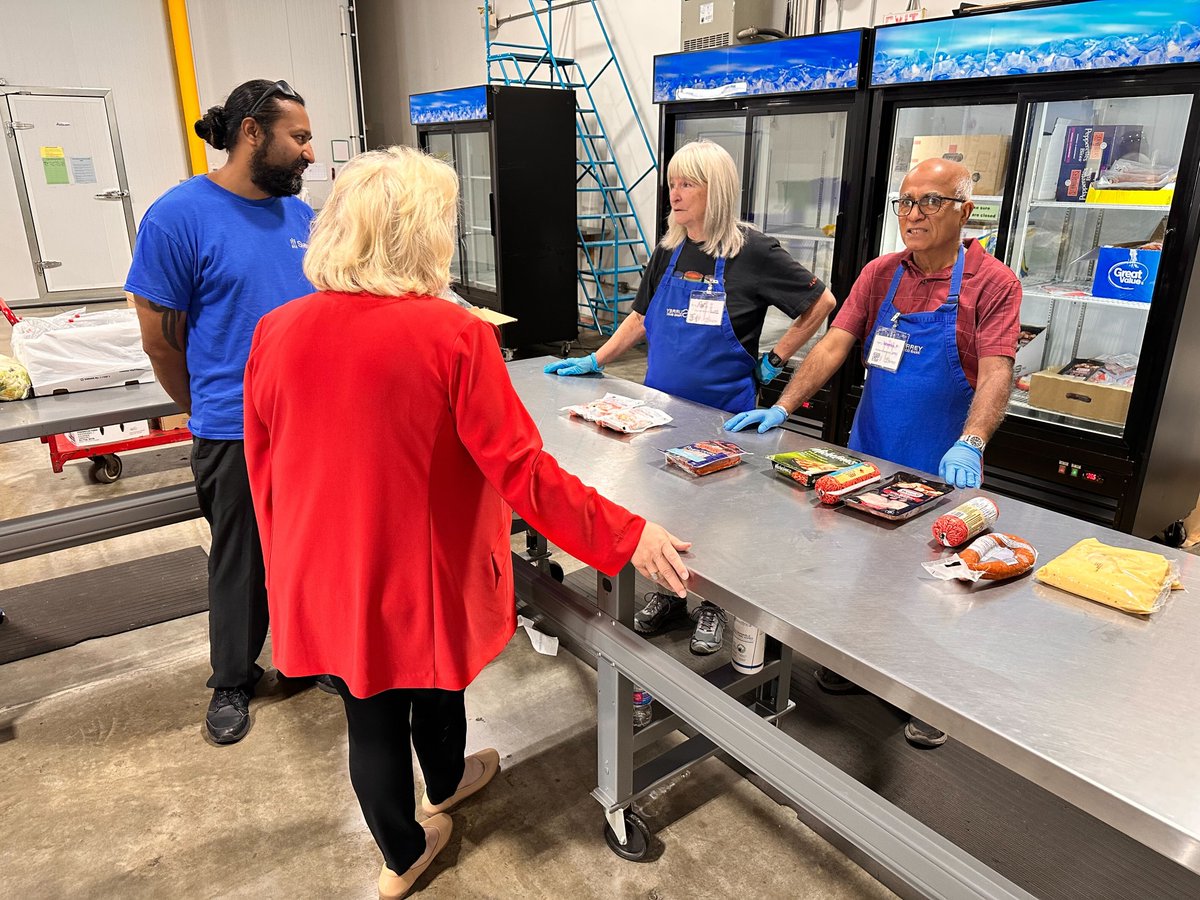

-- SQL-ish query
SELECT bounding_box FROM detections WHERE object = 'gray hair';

[954,173,974,202]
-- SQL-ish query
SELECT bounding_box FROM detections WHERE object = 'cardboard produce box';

[1027,368,1132,425]
[150,412,190,432]
[66,420,151,448]
[908,134,1010,196]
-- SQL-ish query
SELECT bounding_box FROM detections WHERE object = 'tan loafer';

[378,812,452,899]
[421,748,500,815]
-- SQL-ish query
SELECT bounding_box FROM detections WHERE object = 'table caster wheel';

[560,341,573,357]
[502,347,516,362]
[90,454,122,484]
[604,810,652,861]
[548,560,564,583]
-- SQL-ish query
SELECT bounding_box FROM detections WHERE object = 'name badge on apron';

[686,288,726,326]
[867,327,909,373]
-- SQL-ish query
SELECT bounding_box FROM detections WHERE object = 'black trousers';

[191,438,269,690]
[332,678,467,874]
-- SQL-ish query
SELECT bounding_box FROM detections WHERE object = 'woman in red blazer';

[243,146,690,899]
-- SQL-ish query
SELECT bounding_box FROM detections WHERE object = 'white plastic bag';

[11,307,155,396]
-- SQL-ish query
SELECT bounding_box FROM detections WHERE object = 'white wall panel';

[187,0,359,208]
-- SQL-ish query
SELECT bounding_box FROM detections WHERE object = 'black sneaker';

[634,592,689,634]
[205,687,252,745]
[315,674,340,695]
[904,717,947,749]
[689,602,727,655]
[813,666,858,694]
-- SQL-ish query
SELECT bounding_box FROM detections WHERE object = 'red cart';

[2,296,192,483]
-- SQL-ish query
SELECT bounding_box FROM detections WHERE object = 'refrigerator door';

[426,132,462,287]
[455,129,497,295]
[674,115,746,182]
[747,109,847,364]
[1006,93,1192,439]
[879,103,1018,258]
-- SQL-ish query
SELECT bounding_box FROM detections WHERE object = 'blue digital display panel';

[872,1,1200,85]
[409,86,489,125]
[654,30,862,103]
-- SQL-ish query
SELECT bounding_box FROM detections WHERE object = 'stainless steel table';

[0,382,198,562]
[506,358,1200,897]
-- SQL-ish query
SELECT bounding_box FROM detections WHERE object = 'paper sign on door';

[40,146,68,185]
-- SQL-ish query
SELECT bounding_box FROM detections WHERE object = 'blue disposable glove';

[939,440,983,489]
[757,352,784,384]
[723,405,788,434]
[544,352,602,377]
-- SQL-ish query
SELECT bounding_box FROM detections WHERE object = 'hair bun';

[194,106,228,150]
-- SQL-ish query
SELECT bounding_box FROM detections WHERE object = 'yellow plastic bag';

[1034,538,1181,615]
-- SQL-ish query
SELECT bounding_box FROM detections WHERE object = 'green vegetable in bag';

[0,354,32,401]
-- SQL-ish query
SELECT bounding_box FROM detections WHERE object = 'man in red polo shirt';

[725,157,1020,748]
[726,157,1020,488]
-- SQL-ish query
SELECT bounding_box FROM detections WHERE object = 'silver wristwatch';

[958,434,986,452]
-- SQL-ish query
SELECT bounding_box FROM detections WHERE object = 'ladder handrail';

[483,0,658,334]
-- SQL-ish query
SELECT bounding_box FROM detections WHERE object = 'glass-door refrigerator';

[411,84,578,352]
[854,1,1200,537]
[653,29,872,439]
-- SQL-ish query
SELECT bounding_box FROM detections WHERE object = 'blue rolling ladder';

[484,0,657,336]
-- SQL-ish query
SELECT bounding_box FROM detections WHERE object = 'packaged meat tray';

[563,393,673,433]
[769,448,864,487]
[664,440,748,477]
[841,473,954,521]
[564,393,644,422]
[596,406,673,434]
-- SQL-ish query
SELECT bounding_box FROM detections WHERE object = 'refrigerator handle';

[489,192,496,237]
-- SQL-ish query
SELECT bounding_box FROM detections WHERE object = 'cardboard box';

[31,367,155,397]
[65,420,151,448]
[1055,124,1143,202]
[1091,246,1161,303]
[1027,367,1132,425]
[908,134,1010,196]
[1012,325,1047,388]
[151,413,190,432]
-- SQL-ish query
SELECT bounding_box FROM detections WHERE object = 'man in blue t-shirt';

[126,79,319,745]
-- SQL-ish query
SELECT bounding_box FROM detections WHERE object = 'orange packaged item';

[813,462,882,505]
[922,533,1038,583]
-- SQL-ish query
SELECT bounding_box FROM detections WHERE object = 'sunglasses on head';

[246,80,299,118]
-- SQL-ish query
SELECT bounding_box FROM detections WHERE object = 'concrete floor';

[0,308,896,899]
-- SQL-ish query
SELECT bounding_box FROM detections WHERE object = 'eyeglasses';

[890,194,966,216]
[246,80,299,119]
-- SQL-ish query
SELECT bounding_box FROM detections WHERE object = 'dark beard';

[250,136,307,197]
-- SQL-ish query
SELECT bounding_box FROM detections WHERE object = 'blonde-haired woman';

[547,138,835,654]
[243,146,690,898]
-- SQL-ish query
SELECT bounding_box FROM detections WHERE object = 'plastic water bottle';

[632,688,653,728]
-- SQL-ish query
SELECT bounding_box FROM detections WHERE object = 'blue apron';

[848,245,972,475]
[642,243,758,414]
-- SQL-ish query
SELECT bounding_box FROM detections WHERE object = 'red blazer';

[244,291,645,697]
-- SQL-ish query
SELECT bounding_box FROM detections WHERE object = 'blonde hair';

[304,145,458,297]
[661,139,746,258]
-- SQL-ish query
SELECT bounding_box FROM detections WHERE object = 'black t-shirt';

[632,227,826,357]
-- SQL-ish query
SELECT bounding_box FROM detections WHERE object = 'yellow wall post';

[164,0,208,176]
